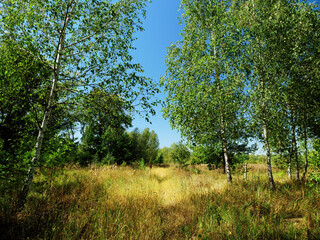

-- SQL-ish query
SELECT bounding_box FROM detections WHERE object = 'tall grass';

[1,164,320,239]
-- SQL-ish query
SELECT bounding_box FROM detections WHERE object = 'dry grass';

[1,164,320,239]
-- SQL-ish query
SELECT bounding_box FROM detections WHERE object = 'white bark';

[288,158,292,179]
[290,113,299,180]
[261,78,275,189]
[263,120,276,189]
[221,113,232,183]
[302,128,308,181]
[19,1,78,207]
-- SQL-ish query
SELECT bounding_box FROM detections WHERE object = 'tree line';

[161,0,320,188]
[1,0,320,209]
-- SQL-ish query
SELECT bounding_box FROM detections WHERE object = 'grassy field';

[1,164,320,239]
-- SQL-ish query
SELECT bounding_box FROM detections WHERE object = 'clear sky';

[129,0,320,151]
[129,0,183,148]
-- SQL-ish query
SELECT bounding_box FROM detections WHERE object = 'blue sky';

[129,0,183,148]
[129,0,320,150]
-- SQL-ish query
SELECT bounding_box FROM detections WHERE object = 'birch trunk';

[288,157,292,179]
[302,128,308,181]
[290,113,299,180]
[18,1,78,207]
[263,119,276,189]
[221,114,232,183]
[212,41,232,183]
[261,79,275,189]
[288,142,293,179]
[19,74,57,206]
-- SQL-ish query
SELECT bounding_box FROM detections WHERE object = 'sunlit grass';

[1,164,320,239]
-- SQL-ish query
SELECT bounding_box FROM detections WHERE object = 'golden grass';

[2,164,320,239]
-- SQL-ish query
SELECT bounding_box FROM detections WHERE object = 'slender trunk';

[18,1,78,208]
[215,62,231,182]
[19,80,55,206]
[302,128,308,181]
[260,78,275,189]
[222,144,226,174]
[288,140,293,179]
[263,119,276,189]
[212,40,231,182]
[221,114,232,183]
[288,156,292,179]
[290,113,299,180]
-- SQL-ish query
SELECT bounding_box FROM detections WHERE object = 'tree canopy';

[0,0,159,205]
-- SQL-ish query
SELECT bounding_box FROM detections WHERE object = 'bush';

[170,142,191,168]
[102,153,116,165]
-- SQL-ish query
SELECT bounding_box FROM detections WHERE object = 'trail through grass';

[1,164,320,239]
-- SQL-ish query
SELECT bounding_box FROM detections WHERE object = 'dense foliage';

[1,2,320,239]
[161,0,320,186]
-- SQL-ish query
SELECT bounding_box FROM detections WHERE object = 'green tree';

[0,0,158,205]
[79,88,132,164]
[161,0,250,183]
[241,0,320,185]
[192,142,255,170]
[170,142,191,167]
[158,147,171,163]
[0,43,50,182]
[128,128,160,165]
[139,128,160,166]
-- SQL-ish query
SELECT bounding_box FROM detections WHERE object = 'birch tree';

[0,0,158,206]
[242,0,320,185]
[240,0,290,189]
[161,0,250,183]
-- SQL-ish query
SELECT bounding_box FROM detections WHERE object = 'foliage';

[0,43,52,182]
[77,126,160,166]
[78,88,133,164]
[158,147,171,163]
[248,155,267,164]
[128,128,160,165]
[0,0,159,120]
[308,139,320,186]
[0,0,159,202]
[192,143,253,170]
[241,0,320,182]
[161,0,256,182]
[170,142,191,167]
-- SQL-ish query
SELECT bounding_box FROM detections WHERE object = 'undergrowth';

[1,164,320,239]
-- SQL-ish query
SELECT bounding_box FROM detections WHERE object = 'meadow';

[1,164,320,240]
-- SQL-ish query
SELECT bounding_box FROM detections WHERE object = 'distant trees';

[191,143,255,170]
[169,142,191,167]
[78,88,133,164]
[78,125,161,166]
[129,128,160,166]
